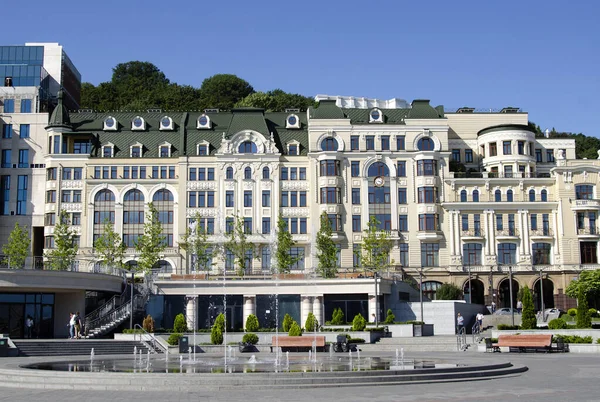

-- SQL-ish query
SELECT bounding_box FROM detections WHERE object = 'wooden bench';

[271,336,326,352]
[493,334,553,353]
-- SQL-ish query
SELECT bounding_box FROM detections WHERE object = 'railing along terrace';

[0,255,125,277]
[450,172,552,179]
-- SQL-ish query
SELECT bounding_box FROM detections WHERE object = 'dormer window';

[159,143,171,158]
[369,108,383,123]
[102,143,114,158]
[159,116,173,131]
[197,114,211,129]
[287,140,300,156]
[131,116,146,131]
[103,116,117,131]
[130,143,143,158]
[197,142,209,156]
[286,114,300,129]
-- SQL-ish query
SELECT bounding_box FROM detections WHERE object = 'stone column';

[301,296,312,328]
[312,296,324,327]
[243,295,256,330]
[185,295,198,331]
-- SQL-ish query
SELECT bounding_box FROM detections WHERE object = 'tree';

[2,223,30,268]
[245,314,259,332]
[275,216,300,274]
[384,309,395,324]
[211,313,225,345]
[520,287,537,329]
[316,212,338,278]
[199,74,254,111]
[173,313,187,333]
[282,313,293,332]
[288,321,302,336]
[566,270,600,301]
[135,202,166,274]
[331,308,345,325]
[352,313,367,331]
[359,216,394,274]
[93,220,125,269]
[180,212,218,272]
[435,283,463,300]
[305,312,317,332]
[235,89,316,111]
[224,215,257,277]
[45,210,78,270]
[577,286,592,329]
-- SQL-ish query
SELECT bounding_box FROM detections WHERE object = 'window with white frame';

[130,143,142,158]
[159,143,171,158]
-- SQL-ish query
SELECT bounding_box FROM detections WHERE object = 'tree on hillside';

[236,89,316,111]
[2,223,30,268]
[199,74,254,111]
[359,216,394,274]
[135,202,166,273]
[316,212,338,278]
[94,220,125,269]
[45,210,78,270]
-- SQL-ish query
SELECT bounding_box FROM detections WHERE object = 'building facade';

[22,92,600,330]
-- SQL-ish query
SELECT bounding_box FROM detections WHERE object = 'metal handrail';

[84,286,129,330]
[133,324,167,354]
[456,327,467,351]
[86,294,143,335]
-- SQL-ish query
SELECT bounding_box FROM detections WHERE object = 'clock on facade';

[374,176,385,187]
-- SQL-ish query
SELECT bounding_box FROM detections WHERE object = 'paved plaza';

[0,351,598,401]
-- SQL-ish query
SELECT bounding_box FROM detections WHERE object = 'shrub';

[305,312,317,332]
[211,313,225,345]
[331,308,345,325]
[520,287,537,330]
[497,324,519,330]
[142,315,155,333]
[347,338,366,344]
[589,308,598,318]
[173,313,187,333]
[568,308,577,317]
[242,333,259,345]
[282,313,293,332]
[576,287,592,329]
[245,314,259,332]
[351,313,367,331]
[553,335,592,344]
[167,333,182,346]
[384,309,395,324]
[548,318,568,329]
[288,321,302,336]
[435,283,463,300]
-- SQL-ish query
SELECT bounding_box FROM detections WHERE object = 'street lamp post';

[467,266,472,304]
[129,271,134,330]
[374,272,379,326]
[419,269,424,322]
[509,265,514,327]
[539,269,545,322]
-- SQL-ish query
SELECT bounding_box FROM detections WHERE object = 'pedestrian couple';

[68,312,83,339]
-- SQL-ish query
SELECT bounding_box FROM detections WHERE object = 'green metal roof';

[46,90,72,130]
[477,124,535,137]
[309,100,346,119]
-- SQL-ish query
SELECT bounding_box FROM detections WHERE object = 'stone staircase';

[361,335,475,352]
[12,339,157,357]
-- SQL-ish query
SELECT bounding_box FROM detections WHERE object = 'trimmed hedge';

[553,335,593,344]
[548,318,568,329]
[167,333,183,346]
[497,324,520,330]
[242,333,259,345]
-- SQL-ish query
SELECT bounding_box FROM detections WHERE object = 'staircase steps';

[12,340,156,357]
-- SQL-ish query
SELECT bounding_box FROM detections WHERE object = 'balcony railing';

[577,227,599,235]
[496,229,519,237]
[530,228,553,236]
[461,230,484,237]
[573,199,600,208]
[451,172,551,179]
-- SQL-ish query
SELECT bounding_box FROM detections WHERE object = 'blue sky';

[6,0,599,135]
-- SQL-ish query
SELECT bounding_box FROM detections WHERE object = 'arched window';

[238,141,257,154]
[367,162,390,177]
[320,137,338,151]
[226,167,234,180]
[529,189,536,202]
[244,167,252,180]
[421,281,443,300]
[472,190,479,202]
[507,190,513,202]
[262,167,270,179]
[495,190,502,202]
[93,190,115,247]
[153,189,174,247]
[154,260,172,273]
[417,137,435,151]
[541,190,548,202]
[123,189,144,247]
[460,190,467,202]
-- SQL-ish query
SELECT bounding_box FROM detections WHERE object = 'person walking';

[74,311,82,339]
[491,301,497,314]
[476,312,484,333]
[456,313,464,334]
[25,315,34,339]
[516,300,523,314]
[68,312,75,339]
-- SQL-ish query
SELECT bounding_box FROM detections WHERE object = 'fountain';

[90,348,94,363]
[248,355,257,364]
